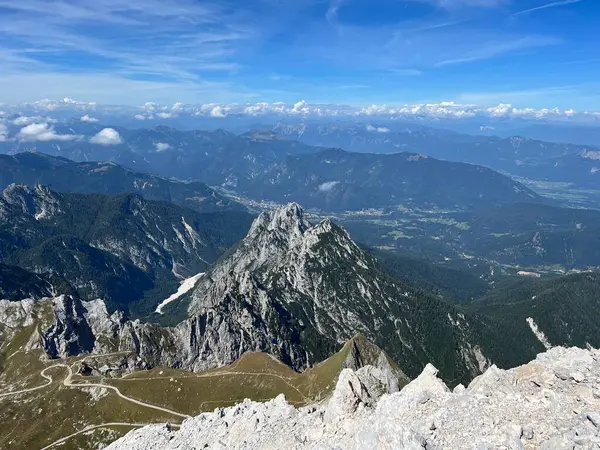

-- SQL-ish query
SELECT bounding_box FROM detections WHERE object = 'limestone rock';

[107,346,600,450]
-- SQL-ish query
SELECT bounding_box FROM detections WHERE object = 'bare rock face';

[107,346,600,450]
[0,298,36,329]
[41,295,96,358]
[324,368,377,422]
[0,298,39,350]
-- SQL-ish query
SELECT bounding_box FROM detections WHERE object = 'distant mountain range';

[0,184,253,315]
[272,122,600,189]
[0,152,244,213]
[234,147,540,211]
[2,121,600,190]
[509,150,600,188]
[495,123,600,147]
[2,144,543,213]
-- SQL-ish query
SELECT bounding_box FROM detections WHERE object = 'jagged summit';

[247,202,311,240]
[213,202,363,278]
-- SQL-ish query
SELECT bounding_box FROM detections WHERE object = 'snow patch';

[526,317,552,350]
[318,181,340,192]
[155,273,205,314]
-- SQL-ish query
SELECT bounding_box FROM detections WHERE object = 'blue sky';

[0,0,598,110]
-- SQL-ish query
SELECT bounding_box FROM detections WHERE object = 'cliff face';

[107,346,600,450]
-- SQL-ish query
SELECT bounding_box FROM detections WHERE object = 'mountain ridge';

[233,148,541,211]
[0,152,244,213]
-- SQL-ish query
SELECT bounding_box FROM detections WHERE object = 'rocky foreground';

[107,346,600,449]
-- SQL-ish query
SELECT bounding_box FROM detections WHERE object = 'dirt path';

[1,362,190,449]
[40,422,181,450]
[0,363,191,417]
[0,364,60,398]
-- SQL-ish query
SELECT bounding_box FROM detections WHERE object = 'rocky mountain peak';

[247,202,310,239]
[191,202,365,291]
[1,183,62,220]
[184,203,490,383]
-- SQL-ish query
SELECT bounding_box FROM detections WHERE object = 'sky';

[0,0,598,112]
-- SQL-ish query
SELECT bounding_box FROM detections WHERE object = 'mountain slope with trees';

[0,184,253,314]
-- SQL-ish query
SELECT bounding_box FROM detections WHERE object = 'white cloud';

[12,115,57,126]
[171,102,185,112]
[26,98,96,112]
[137,101,187,120]
[243,102,287,116]
[210,106,229,117]
[192,100,593,121]
[80,114,99,122]
[487,103,513,117]
[292,100,308,113]
[484,103,572,119]
[18,123,80,141]
[366,124,390,133]
[4,98,595,124]
[154,142,171,152]
[13,116,34,126]
[0,123,8,142]
[141,102,158,113]
[90,128,122,145]
[359,102,479,118]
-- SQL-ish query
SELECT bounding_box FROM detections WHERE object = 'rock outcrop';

[107,346,600,450]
